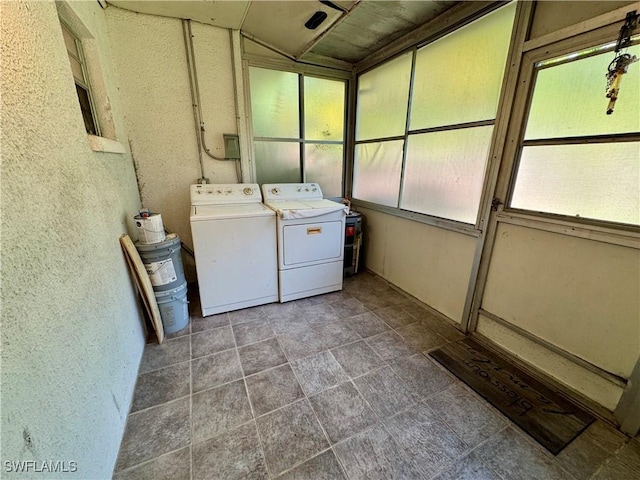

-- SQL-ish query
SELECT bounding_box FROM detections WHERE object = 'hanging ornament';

[605,54,637,114]
[605,10,639,115]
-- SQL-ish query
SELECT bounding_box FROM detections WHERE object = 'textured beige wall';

[105,6,239,280]
[477,314,624,411]
[528,0,636,39]
[357,207,476,324]
[483,224,640,379]
[1,1,144,477]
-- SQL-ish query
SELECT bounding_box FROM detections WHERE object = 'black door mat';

[429,337,595,455]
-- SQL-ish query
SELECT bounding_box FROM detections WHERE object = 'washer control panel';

[191,183,262,205]
[262,183,323,201]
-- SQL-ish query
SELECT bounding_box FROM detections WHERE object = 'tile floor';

[114,271,640,480]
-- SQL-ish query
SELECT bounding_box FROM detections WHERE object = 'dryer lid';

[263,199,348,220]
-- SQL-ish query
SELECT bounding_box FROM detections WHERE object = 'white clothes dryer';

[262,183,348,302]
[190,183,278,316]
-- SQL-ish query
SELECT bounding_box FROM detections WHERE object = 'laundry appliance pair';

[189,183,347,317]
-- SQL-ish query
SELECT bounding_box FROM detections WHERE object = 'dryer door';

[282,221,342,266]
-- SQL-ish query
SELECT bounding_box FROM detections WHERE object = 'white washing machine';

[190,183,278,316]
[262,183,348,302]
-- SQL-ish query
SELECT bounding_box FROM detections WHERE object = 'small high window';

[61,22,99,136]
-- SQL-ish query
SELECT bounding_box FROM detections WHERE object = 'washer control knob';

[243,187,253,195]
[216,189,222,194]
[312,187,317,192]
[271,188,280,195]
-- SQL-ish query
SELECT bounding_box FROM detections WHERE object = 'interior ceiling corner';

[106,0,461,64]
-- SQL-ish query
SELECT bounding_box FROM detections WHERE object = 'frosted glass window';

[511,143,640,225]
[356,52,413,141]
[304,77,345,142]
[250,68,299,138]
[254,141,301,185]
[305,144,343,197]
[401,126,494,224]
[410,3,515,130]
[525,44,640,140]
[353,140,404,206]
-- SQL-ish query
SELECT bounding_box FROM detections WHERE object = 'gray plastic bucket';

[155,281,189,334]
[135,234,185,292]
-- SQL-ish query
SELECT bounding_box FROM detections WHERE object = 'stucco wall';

[1,1,144,477]
[105,6,239,281]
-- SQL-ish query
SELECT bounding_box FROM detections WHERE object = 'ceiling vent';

[305,11,328,30]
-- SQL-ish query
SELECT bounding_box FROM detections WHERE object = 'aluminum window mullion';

[299,74,305,182]
[408,119,496,136]
[535,34,640,70]
[502,59,538,215]
[253,137,303,142]
[397,49,418,209]
[303,140,345,145]
[522,132,640,146]
[354,135,406,145]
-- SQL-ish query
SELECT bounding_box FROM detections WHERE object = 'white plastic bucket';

[135,213,166,245]
[155,281,189,334]
[135,234,185,292]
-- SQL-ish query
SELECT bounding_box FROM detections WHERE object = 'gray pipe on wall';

[182,19,242,183]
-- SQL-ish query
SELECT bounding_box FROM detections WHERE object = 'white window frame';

[60,20,101,137]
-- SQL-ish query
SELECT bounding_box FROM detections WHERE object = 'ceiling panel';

[309,0,459,63]
[241,1,345,59]
[107,1,461,64]
[108,1,250,28]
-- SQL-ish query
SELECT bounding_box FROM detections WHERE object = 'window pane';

[525,44,640,139]
[511,143,640,225]
[250,68,299,138]
[353,140,404,206]
[304,77,345,141]
[401,126,493,224]
[76,84,97,135]
[69,55,85,83]
[254,141,301,184]
[305,143,343,197]
[61,25,79,57]
[356,52,412,141]
[410,3,515,130]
